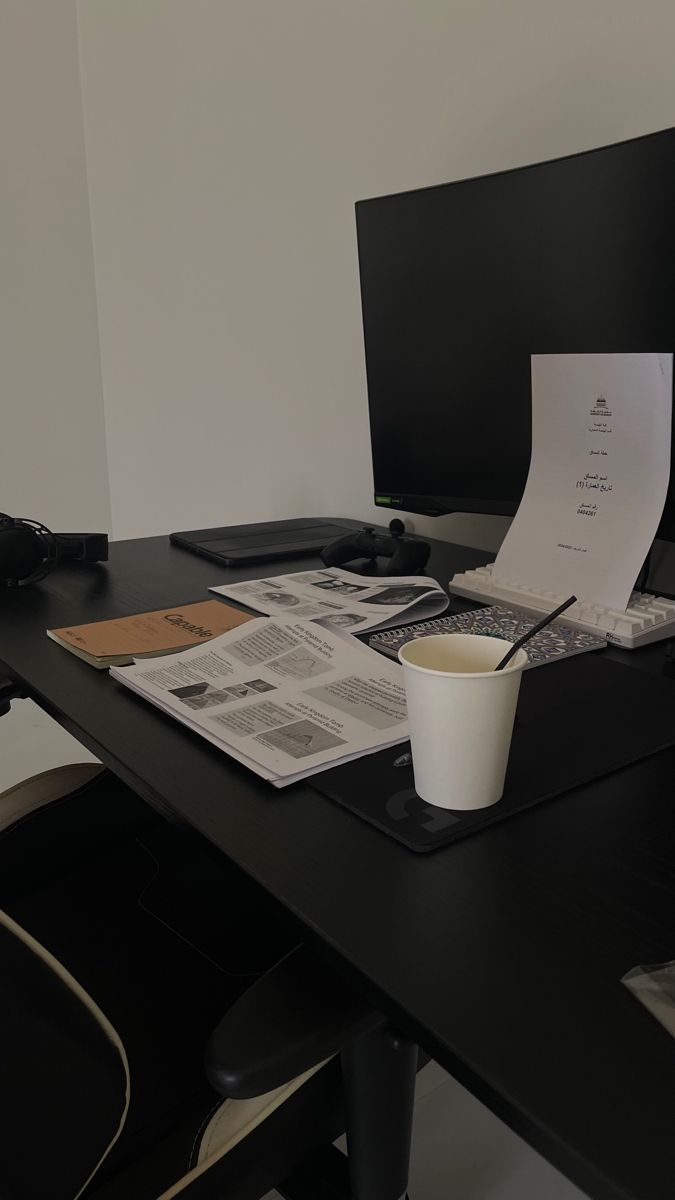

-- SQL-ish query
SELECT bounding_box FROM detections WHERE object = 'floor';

[1,706,587,1200]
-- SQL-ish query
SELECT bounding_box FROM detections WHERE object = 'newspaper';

[111,616,408,787]
[210,567,448,634]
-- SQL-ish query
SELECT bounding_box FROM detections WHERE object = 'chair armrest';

[0,677,23,718]
[205,945,384,1099]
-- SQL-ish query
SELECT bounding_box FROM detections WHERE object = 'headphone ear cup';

[0,524,46,585]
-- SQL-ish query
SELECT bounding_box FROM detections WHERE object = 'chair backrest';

[0,910,129,1200]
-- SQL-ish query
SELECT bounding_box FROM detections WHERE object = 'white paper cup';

[398,634,528,810]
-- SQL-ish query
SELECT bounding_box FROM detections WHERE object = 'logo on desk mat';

[386,789,460,832]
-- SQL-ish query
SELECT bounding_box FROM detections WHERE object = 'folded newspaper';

[110,617,409,787]
[209,567,448,635]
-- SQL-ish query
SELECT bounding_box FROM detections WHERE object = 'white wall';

[0,0,106,788]
[1,0,110,531]
[76,0,675,552]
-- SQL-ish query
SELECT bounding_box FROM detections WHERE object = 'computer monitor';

[355,126,675,538]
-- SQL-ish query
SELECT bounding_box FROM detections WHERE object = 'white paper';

[210,567,448,634]
[494,353,673,610]
[111,616,408,787]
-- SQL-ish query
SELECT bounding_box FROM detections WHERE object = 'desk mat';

[312,654,675,852]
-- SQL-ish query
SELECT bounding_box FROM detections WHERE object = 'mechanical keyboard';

[449,562,675,649]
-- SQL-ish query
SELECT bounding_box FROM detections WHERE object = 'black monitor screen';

[356,127,675,536]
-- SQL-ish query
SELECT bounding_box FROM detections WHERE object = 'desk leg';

[342,1027,417,1200]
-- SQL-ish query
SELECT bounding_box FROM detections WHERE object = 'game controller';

[320,521,430,575]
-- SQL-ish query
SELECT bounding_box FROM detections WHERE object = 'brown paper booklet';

[47,599,253,669]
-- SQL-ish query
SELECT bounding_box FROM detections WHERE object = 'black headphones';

[0,513,108,588]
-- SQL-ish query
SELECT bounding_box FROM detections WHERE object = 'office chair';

[0,734,417,1199]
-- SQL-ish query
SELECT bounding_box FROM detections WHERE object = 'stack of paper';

[112,616,408,786]
[494,353,673,610]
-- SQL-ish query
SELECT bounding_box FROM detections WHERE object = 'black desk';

[1,532,674,1200]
